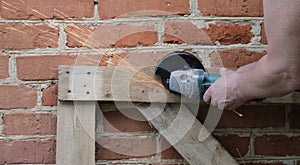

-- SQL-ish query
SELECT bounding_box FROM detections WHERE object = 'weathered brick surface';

[0,0,295,164]
[0,0,94,19]
[203,22,253,45]
[98,53,129,66]
[16,55,104,80]
[115,30,157,47]
[96,136,157,160]
[65,25,93,48]
[103,110,156,133]
[197,105,285,128]
[98,0,190,19]
[0,24,58,50]
[0,139,55,164]
[255,135,300,156]
[210,48,266,68]
[164,21,212,45]
[216,135,250,157]
[0,85,37,109]
[53,0,94,19]
[165,21,253,45]
[0,0,54,19]
[198,0,263,17]
[3,113,56,135]
[0,55,9,79]
[119,51,170,66]
[17,55,76,80]
[42,83,58,106]
[66,24,158,48]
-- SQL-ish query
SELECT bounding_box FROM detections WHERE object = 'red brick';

[16,55,104,80]
[210,48,266,68]
[17,55,76,80]
[216,135,250,158]
[98,50,178,67]
[3,113,56,135]
[197,105,285,128]
[65,26,91,48]
[120,51,171,66]
[0,55,9,79]
[164,21,212,45]
[0,0,54,19]
[198,0,263,17]
[103,110,156,133]
[42,83,58,106]
[0,85,37,109]
[289,105,300,129]
[115,31,157,47]
[66,24,157,48]
[98,0,189,19]
[96,136,157,160]
[160,137,183,159]
[255,135,300,156]
[53,0,94,19]
[98,53,128,66]
[202,22,253,45]
[261,23,268,45]
[0,139,55,164]
[0,0,93,19]
[0,24,58,50]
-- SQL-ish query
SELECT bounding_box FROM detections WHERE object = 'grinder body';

[155,51,220,99]
[156,52,299,99]
[169,69,220,98]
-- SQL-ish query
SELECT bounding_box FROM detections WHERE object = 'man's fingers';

[203,87,212,103]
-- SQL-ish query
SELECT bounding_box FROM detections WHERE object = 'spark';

[236,148,246,165]
[29,8,48,18]
[2,1,19,10]
[231,109,243,117]
[6,27,25,34]
[1,6,17,13]
[54,8,69,18]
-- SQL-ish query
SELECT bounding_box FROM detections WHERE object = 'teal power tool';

[155,52,300,99]
[155,51,220,99]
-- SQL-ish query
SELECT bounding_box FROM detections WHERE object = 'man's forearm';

[236,0,300,100]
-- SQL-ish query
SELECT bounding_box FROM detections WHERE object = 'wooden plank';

[56,101,96,165]
[136,103,238,165]
[58,66,300,103]
[58,65,181,102]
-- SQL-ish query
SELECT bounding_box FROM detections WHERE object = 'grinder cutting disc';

[155,51,205,91]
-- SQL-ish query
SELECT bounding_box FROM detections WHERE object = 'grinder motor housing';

[155,52,220,99]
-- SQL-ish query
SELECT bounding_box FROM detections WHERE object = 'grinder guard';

[155,52,220,99]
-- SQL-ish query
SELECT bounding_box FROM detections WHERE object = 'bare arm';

[237,62,257,72]
[238,0,300,100]
[204,0,300,109]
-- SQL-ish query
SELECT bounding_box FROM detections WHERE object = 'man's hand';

[203,68,248,110]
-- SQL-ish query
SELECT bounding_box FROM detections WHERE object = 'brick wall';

[0,0,299,164]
